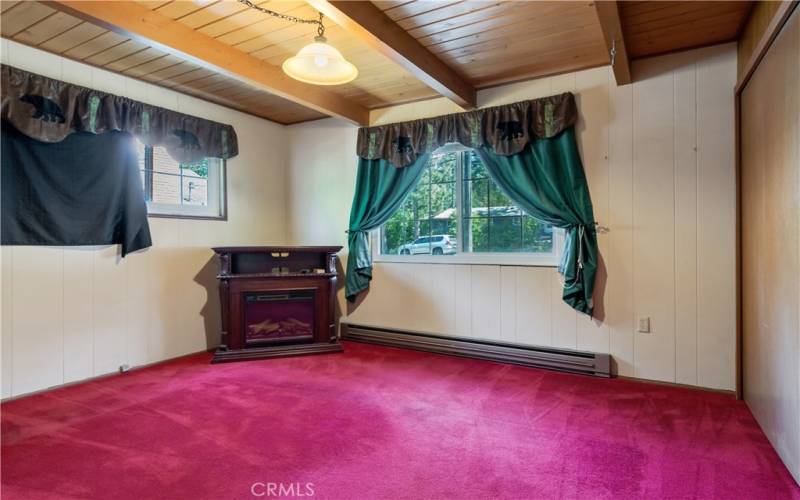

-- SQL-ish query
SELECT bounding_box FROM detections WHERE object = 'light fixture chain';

[241,0,355,84]
[237,0,324,35]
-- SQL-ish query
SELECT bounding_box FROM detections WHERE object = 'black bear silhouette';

[20,94,66,123]
[496,120,524,141]
[392,136,413,153]
[172,129,201,150]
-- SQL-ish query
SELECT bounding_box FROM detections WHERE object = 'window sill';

[373,253,559,267]
[147,212,227,221]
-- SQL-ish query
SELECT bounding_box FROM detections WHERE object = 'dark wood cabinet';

[211,246,343,363]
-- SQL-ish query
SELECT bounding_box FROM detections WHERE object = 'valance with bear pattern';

[1,64,238,163]
[356,92,577,168]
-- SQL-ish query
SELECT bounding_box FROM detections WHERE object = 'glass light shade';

[282,36,358,85]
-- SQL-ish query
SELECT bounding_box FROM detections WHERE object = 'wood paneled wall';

[0,42,739,396]
[741,7,800,485]
[0,39,289,398]
[287,44,738,390]
[737,0,783,78]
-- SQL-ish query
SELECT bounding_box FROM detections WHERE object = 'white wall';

[287,44,737,390]
[0,39,289,398]
[0,39,738,395]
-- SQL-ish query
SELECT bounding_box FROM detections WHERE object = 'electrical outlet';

[637,317,651,333]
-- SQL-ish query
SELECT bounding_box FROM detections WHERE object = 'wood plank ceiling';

[372,0,609,88]
[1,1,753,125]
[620,1,754,59]
[1,1,330,123]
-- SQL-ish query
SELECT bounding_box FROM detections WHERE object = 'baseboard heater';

[341,324,611,378]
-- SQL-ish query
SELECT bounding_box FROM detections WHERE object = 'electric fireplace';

[211,246,343,363]
[244,290,315,344]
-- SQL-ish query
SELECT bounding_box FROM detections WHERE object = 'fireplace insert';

[244,290,315,345]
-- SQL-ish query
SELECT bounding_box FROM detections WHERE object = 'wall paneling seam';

[694,60,700,386]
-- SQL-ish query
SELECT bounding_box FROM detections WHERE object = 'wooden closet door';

[741,6,800,484]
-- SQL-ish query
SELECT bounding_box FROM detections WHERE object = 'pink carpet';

[2,341,798,500]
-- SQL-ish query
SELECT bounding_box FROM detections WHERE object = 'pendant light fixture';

[237,1,358,86]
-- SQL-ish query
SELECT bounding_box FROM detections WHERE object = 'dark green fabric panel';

[1,122,151,257]
[345,154,430,301]
[476,128,597,315]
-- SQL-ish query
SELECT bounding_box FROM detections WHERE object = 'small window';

[377,146,562,265]
[136,139,226,219]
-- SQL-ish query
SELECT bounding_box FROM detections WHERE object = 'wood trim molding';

[307,0,477,109]
[46,1,370,125]
[1,348,215,402]
[617,376,736,397]
[593,0,631,86]
[735,0,799,94]
[735,91,743,400]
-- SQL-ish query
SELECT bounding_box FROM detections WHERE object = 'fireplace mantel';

[211,246,343,363]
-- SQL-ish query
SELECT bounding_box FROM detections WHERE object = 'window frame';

[140,144,228,221]
[373,145,563,267]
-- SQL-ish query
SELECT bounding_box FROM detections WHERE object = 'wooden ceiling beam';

[45,1,370,125]
[307,0,477,109]
[593,0,632,86]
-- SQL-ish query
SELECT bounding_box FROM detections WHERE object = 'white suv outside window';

[398,235,457,255]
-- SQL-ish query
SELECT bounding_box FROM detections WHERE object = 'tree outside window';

[380,148,554,257]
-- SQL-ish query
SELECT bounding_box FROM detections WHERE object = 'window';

[377,145,561,265]
[136,139,226,219]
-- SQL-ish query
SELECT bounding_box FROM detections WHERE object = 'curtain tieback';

[559,223,588,289]
[576,222,603,267]
[566,223,591,270]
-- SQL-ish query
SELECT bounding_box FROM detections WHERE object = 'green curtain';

[476,128,597,315]
[345,154,430,302]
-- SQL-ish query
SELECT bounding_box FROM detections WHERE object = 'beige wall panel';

[60,52,93,87]
[499,266,516,343]
[469,266,502,342]
[550,72,577,96]
[514,267,551,347]
[125,247,151,368]
[62,249,94,383]
[11,247,63,395]
[420,264,457,336]
[673,51,699,386]
[631,54,677,383]
[5,39,61,78]
[1,40,289,397]
[549,268,578,350]
[696,45,737,390]
[92,246,128,376]
[0,11,744,399]
[575,66,611,355]
[607,74,635,377]
[287,45,737,390]
[453,265,472,338]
